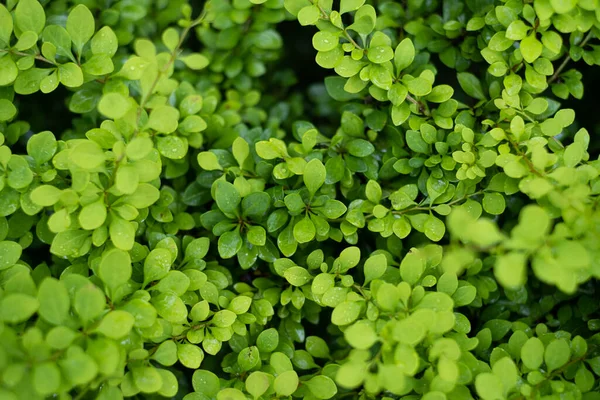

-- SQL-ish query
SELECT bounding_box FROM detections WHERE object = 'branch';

[548,31,595,84]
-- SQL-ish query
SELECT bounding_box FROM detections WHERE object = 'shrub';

[1,0,600,399]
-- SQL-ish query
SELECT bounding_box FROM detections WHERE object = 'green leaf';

[214,181,240,214]
[15,0,46,35]
[521,34,543,63]
[58,62,84,87]
[545,339,571,371]
[218,229,242,259]
[217,389,246,400]
[347,139,374,157]
[406,77,432,97]
[475,373,503,400]
[313,31,339,52]
[0,99,16,122]
[246,371,271,399]
[0,5,13,46]
[178,343,204,369]
[274,370,299,396]
[521,337,544,370]
[344,322,377,350]
[132,367,162,393]
[98,93,131,119]
[0,293,39,323]
[298,5,320,26]
[148,105,180,134]
[340,0,365,14]
[306,375,338,399]
[238,346,260,371]
[0,56,18,86]
[98,248,132,289]
[457,72,486,100]
[109,217,135,250]
[74,283,106,323]
[27,131,57,165]
[424,215,445,241]
[180,54,209,70]
[294,217,316,243]
[331,301,361,325]
[91,26,118,57]
[336,362,366,389]
[78,200,107,230]
[394,38,415,72]
[400,249,425,285]
[257,328,279,353]
[38,278,70,325]
[426,85,454,103]
[304,159,326,195]
[193,370,220,396]
[116,165,139,194]
[284,266,312,286]
[364,253,386,284]
[368,46,393,64]
[0,240,22,270]
[33,362,61,395]
[67,5,95,53]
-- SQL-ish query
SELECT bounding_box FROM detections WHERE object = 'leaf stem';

[548,30,595,84]
[135,10,209,129]
[1,49,56,65]
[405,94,429,115]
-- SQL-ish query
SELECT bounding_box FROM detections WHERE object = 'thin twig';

[135,10,209,130]
[548,31,595,84]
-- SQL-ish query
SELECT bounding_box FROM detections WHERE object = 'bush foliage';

[1,0,600,399]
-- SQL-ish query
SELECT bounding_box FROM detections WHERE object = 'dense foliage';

[1,0,600,399]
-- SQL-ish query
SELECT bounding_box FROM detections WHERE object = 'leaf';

[67,5,95,53]
[457,72,486,100]
[91,26,118,57]
[214,181,240,215]
[400,249,425,285]
[180,54,209,70]
[0,99,16,122]
[344,322,377,350]
[298,5,320,26]
[306,375,338,399]
[27,131,57,165]
[304,158,326,195]
[0,240,22,270]
[33,362,61,395]
[98,248,132,289]
[293,217,316,243]
[424,215,445,241]
[192,370,220,396]
[0,5,13,46]
[545,339,571,371]
[246,371,271,399]
[394,38,415,72]
[521,34,543,64]
[0,293,39,323]
[98,93,131,119]
[274,370,299,396]
[38,278,70,325]
[340,0,365,14]
[148,105,180,134]
[331,301,361,325]
[475,373,503,400]
[0,56,18,86]
[284,266,312,286]
[364,253,386,284]
[74,283,106,323]
[521,337,544,370]
[15,0,45,35]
